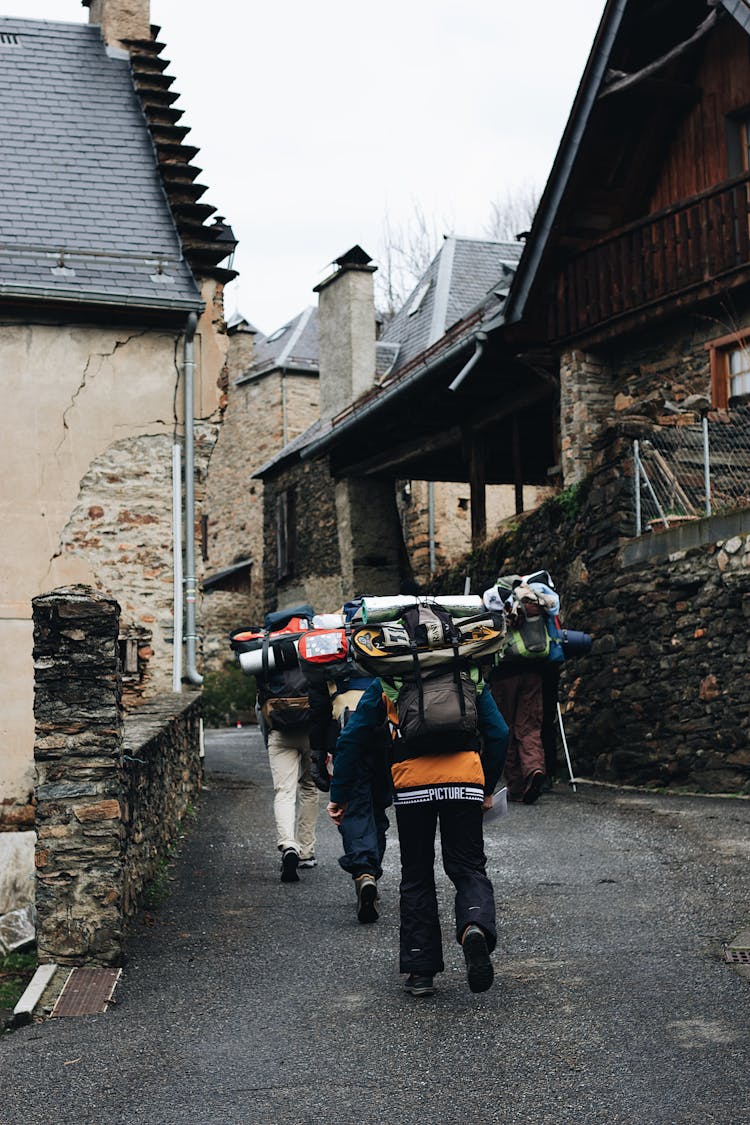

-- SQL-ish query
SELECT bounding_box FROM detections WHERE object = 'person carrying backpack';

[484,575,560,805]
[326,603,508,998]
[252,607,320,884]
[308,669,392,923]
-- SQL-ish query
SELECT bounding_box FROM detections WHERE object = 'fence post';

[702,415,712,516]
[633,439,642,535]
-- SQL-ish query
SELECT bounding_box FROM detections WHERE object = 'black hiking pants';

[395,800,496,975]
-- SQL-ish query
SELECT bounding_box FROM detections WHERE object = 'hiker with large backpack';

[326,599,509,997]
[483,574,560,805]
[233,605,319,884]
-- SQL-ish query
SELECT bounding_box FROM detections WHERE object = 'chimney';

[314,245,377,424]
[82,0,151,48]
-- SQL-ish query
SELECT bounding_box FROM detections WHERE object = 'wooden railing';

[549,174,750,339]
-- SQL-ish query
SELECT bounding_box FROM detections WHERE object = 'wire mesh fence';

[633,403,750,534]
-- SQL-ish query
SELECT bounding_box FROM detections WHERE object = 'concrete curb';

[12,963,57,1027]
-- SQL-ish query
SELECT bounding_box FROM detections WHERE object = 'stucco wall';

[398,480,550,580]
[1,303,225,819]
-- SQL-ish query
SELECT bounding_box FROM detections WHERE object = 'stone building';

[248,239,550,617]
[201,308,320,665]
[296,0,750,791]
[0,0,235,905]
[503,0,750,484]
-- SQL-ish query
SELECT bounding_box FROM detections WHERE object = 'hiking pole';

[557,702,577,792]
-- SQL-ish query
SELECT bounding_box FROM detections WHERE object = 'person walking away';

[257,660,319,883]
[309,671,391,922]
[485,577,559,805]
[327,663,508,997]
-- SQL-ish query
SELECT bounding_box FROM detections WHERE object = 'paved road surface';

[1,727,749,1124]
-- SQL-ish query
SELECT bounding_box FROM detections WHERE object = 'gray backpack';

[394,602,480,755]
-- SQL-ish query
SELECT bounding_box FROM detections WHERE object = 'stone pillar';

[33,586,125,966]
[560,349,613,484]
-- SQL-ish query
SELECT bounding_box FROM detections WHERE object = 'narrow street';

[1,727,749,1125]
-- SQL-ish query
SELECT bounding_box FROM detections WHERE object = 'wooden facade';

[517,5,750,350]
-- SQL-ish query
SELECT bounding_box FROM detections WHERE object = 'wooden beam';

[599,10,718,100]
[512,414,523,514]
[333,425,463,477]
[467,431,487,548]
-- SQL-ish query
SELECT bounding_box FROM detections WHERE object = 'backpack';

[394,667,479,755]
[502,582,551,660]
[386,602,480,755]
[258,666,311,732]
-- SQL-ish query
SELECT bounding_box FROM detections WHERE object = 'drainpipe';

[448,333,486,393]
[183,311,203,685]
[172,441,183,691]
[428,481,436,574]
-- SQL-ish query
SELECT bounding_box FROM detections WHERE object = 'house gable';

[505,0,750,346]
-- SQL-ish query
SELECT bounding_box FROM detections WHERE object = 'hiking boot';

[404,973,435,997]
[298,856,317,868]
[522,770,545,805]
[354,873,378,923]
[280,847,299,883]
[462,924,494,993]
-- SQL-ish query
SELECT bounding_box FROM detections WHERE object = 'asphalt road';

[1,726,749,1125]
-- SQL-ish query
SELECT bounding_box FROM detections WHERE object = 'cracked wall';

[0,315,223,816]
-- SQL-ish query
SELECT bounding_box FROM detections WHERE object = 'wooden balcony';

[548,173,750,341]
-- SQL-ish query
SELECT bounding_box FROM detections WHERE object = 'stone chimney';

[314,245,377,424]
[82,0,151,48]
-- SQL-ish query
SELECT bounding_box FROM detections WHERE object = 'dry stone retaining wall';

[33,586,202,966]
[437,424,750,793]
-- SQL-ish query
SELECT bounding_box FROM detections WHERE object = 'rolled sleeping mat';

[351,594,485,623]
[559,629,593,657]
[238,637,300,676]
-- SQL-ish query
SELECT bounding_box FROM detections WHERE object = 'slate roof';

[236,306,319,382]
[380,236,522,372]
[0,17,201,311]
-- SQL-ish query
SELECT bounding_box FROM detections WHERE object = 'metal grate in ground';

[50,967,121,1017]
[723,949,750,964]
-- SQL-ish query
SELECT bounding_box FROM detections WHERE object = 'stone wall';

[559,298,750,484]
[436,423,750,794]
[33,586,202,966]
[263,458,345,615]
[398,480,550,581]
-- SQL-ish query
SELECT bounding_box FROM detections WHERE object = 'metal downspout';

[448,333,486,393]
[183,312,203,685]
[172,442,184,691]
[428,481,436,574]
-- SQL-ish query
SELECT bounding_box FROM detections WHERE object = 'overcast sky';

[6,0,605,332]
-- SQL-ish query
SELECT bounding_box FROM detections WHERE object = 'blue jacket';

[330,679,508,805]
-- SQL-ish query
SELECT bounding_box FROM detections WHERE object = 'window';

[708,330,750,407]
[276,488,296,579]
[407,282,430,316]
[728,345,750,399]
[726,108,750,176]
